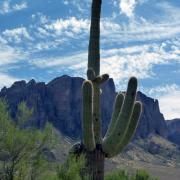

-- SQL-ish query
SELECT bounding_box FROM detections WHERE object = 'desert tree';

[0,99,55,180]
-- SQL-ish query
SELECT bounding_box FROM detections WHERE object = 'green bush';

[56,155,87,180]
[105,169,158,180]
[132,169,158,180]
[105,169,129,180]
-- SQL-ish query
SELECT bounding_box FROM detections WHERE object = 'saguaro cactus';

[71,0,142,179]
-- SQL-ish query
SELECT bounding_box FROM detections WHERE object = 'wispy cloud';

[101,44,179,89]
[62,0,91,13]
[30,52,87,68]
[44,17,89,36]
[29,15,180,54]
[142,84,180,97]
[29,39,179,88]
[0,1,27,14]
[100,19,180,45]
[13,2,27,11]
[2,27,32,43]
[0,41,27,65]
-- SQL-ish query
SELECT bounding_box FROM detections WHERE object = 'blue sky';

[0,0,179,119]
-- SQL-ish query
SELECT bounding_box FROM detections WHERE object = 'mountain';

[1,76,180,180]
[0,75,169,140]
[166,119,180,145]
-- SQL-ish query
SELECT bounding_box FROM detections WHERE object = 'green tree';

[0,99,55,180]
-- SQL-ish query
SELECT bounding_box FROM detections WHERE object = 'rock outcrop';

[136,92,168,138]
[0,76,169,140]
[166,119,180,145]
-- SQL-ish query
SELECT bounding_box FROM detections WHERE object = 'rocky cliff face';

[166,119,180,145]
[136,92,168,138]
[0,76,168,140]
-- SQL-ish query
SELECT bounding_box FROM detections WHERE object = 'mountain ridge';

[0,75,178,145]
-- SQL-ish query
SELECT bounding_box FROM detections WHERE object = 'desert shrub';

[105,169,129,180]
[105,168,158,180]
[56,155,87,180]
[132,169,158,180]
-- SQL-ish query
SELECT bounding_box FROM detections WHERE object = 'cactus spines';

[71,0,142,179]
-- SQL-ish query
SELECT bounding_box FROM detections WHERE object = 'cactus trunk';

[86,149,105,180]
[86,1,104,178]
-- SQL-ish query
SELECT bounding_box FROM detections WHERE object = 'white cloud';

[159,90,180,120]
[0,1,27,14]
[0,73,19,89]
[99,42,180,86]
[34,15,180,50]
[13,2,27,11]
[45,17,89,35]
[146,84,179,97]
[119,0,137,17]
[2,27,32,43]
[31,12,48,24]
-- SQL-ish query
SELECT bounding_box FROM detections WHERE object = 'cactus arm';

[115,102,142,152]
[88,0,102,76]
[94,74,109,84]
[87,69,109,84]
[106,101,142,157]
[87,68,96,81]
[102,77,137,156]
[104,93,124,138]
[82,81,95,151]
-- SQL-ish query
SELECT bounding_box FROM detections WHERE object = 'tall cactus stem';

[88,0,102,76]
